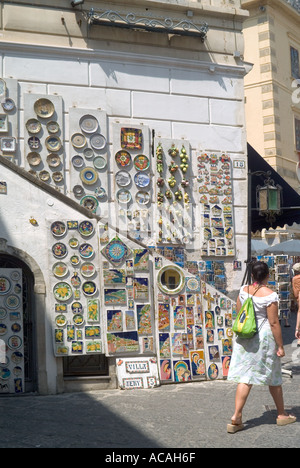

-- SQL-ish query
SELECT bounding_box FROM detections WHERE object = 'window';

[157,266,185,295]
[291,47,300,79]
[295,118,300,151]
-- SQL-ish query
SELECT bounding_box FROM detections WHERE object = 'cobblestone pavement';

[1,315,300,449]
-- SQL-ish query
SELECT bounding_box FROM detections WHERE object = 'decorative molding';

[86,8,209,41]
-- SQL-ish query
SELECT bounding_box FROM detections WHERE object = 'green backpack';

[233,286,261,339]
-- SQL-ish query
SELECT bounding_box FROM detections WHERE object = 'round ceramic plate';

[117,189,131,204]
[71,133,86,149]
[52,262,68,278]
[53,172,63,183]
[83,148,94,159]
[28,136,40,150]
[71,302,83,314]
[115,150,131,167]
[0,308,7,320]
[81,262,96,278]
[78,220,94,237]
[70,255,80,266]
[73,185,85,198]
[93,156,107,170]
[69,237,79,249]
[82,281,97,296]
[80,167,98,185]
[5,295,20,310]
[90,133,106,150]
[134,171,150,188]
[80,195,99,213]
[55,314,67,327]
[79,114,98,134]
[47,153,61,168]
[52,242,67,259]
[72,155,84,169]
[53,282,73,302]
[0,324,7,336]
[34,98,55,118]
[26,118,42,134]
[94,187,106,199]
[11,351,23,363]
[115,170,132,187]
[46,121,60,134]
[39,170,50,182]
[135,191,150,205]
[73,314,84,325]
[2,97,15,112]
[79,243,94,259]
[27,152,41,167]
[51,221,66,237]
[45,135,62,152]
[8,336,22,351]
[11,323,21,333]
[134,154,150,171]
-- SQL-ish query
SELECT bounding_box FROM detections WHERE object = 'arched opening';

[0,254,37,393]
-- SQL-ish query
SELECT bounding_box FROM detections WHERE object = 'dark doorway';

[0,254,37,393]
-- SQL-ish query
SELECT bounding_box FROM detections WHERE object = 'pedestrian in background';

[292,263,300,347]
[227,261,296,433]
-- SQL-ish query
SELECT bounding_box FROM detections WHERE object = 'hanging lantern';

[256,174,282,223]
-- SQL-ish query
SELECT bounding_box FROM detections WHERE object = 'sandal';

[276,414,297,426]
[227,419,245,434]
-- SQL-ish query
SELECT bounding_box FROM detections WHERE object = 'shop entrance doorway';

[0,255,37,393]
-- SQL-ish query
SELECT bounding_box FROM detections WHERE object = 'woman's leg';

[269,385,285,417]
[232,383,252,422]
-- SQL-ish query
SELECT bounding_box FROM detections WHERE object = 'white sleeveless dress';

[228,286,282,386]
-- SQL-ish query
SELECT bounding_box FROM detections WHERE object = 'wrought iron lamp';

[256,171,282,223]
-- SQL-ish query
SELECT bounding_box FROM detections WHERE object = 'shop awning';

[248,144,300,232]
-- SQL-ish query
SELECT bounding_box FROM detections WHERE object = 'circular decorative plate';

[186,277,200,292]
[53,282,73,302]
[90,133,106,150]
[39,170,50,182]
[52,172,63,183]
[94,187,106,199]
[46,121,60,134]
[28,136,40,150]
[0,308,7,319]
[79,243,94,259]
[78,220,94,237]
[69,237,79,249]
[47,153,61,168]
[81,262,96,278]
[52,262,68,278]
[71,302,83,314]
[72,155,84,169]
[82,280,97,296]
[80,195,99,213]
[115,150,131,167]
[73,314,84,325]
[45,135,62,152]
[8,335,22,350]
[0,276,11,295]
[55,315,67,328]
[83,148,94,159]
[10,271,21,281]
[27,152,41,167]
[115,170,132,187]
[0,323,7,336]
[5,295,20,310]
[0,367,11,379]
[26,118,42,134]
[93,156,107,170]
[134,171,150,188]
[70,255,80,266]
[2,97,15,112]
[117,189,131,204]
[73,185,85,198]
[79,114,98,134]
[34,98,55,118]
[135,191,150,205]
[51,221,66,237]
[52,242,68,259]
[134,154,150,171]
[71,132,86,149]
[11,351,23,363]
[80,167,98,185]
[11,323,21,333]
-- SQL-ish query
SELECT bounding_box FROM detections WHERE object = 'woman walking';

[227,261,296,433]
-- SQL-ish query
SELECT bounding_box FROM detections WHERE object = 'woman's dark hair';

[251,261,269,283]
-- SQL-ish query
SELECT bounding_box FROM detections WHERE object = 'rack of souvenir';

[0,78,18,163]
[261,255,291,320]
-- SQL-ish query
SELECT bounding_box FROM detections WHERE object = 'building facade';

[0,0,250,395]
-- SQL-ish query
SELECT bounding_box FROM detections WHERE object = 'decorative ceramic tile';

[101,237,131,267]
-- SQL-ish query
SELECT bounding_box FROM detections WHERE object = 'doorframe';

[0,238,48,394]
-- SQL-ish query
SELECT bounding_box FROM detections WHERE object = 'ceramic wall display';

[78,220,94,237]
[93,156,107,170]
[0,78,6,98]
[24,94,64,189]
[136,191,150,205]
[83,148,94,159]
[80,195,99,213]
[51,221,66,237]
[52,242,68,259]
[1,137,16,153]
[79,114,98,134]
[79,242,94,259]
[53,282,73,302]
[71,132,86,149]
[134,172,150,188]
[82,281,97,296]
[115,170,132,187]
[0,268,24,394]
[52,262,68,278]
[117,189,131,204]
[101,236,131,267]
[115,150,131,168]
[73,185,85,198]
[134,155,150,171]
[27,152,41,167]
[0,114,8,133]
[121,128,143,150]
[72,155,84,169]
[1,97,15,112]
[90,133,106,151]
[80,167,98,185]
[80,262,96,278]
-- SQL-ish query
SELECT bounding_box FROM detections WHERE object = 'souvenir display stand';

[0,269,25,394]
